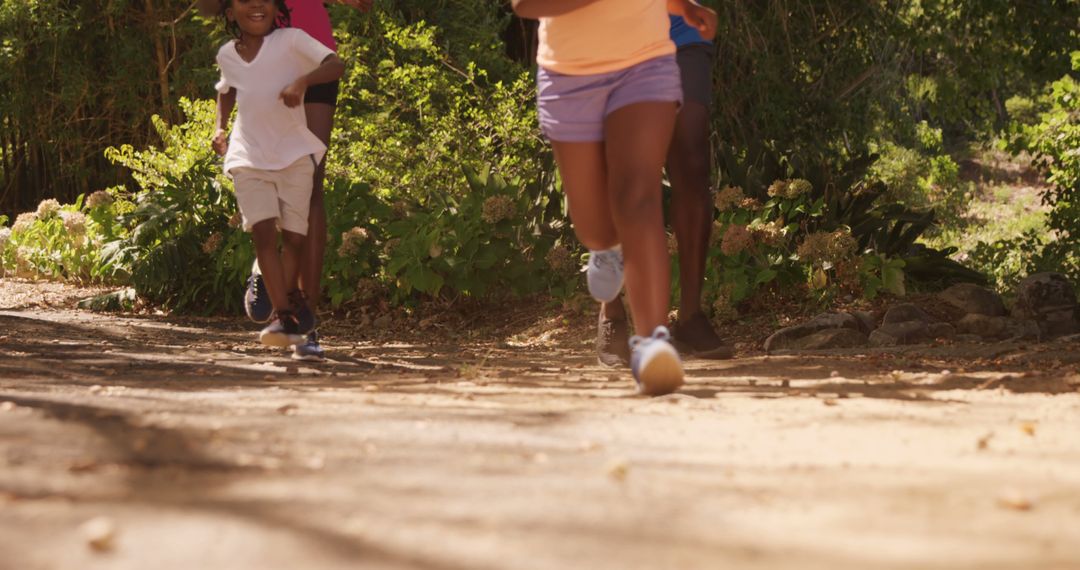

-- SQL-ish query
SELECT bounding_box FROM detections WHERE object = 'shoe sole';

[291,352,326,363]
[637,349,684,396]
[260,331,305,348]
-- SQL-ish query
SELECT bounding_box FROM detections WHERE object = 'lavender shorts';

[537,55,683,143]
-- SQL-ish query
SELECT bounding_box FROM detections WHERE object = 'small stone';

[80,517,117,552]
[781,379,791,387]
[607,459,629,482]
[89,385,104,394]
[997,490,1035,511]
[822,398,838,406]
[1020,422,1037,437]
[277,404,299,416]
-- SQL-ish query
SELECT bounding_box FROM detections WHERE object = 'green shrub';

[2,199,99,282]
[990,50,1080,287]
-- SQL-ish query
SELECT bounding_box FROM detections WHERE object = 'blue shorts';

[536,55,683,143]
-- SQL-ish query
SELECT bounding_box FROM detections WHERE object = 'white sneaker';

[586,246,624,302]
[629,326,684,396]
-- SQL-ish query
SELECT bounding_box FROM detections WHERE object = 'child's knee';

[250,219,278,243]
[611,179,662,219]
[281,230,307,249]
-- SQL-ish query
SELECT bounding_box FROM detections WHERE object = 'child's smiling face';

[226,0,277,38]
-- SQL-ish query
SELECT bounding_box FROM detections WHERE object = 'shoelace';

[629,325,672,350]
[591,250,623,272]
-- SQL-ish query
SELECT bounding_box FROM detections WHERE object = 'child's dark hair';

[218,0,292,39]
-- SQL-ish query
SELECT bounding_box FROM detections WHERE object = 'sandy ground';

[2,280,1080,570]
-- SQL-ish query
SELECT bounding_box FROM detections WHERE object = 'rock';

[882,303,932,325]
[927,322,956,339]
[763,312,862,353]
[868,321,930,347]
[1012,272,1079,336]
[790,328,868,350]
[938,283,1007,317]
[1006,319,1042,340]
[852,311,877,334]
[956,314,1009,338]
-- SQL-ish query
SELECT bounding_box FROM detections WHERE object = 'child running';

[211,0,346,347]
[199,0,370,362]
[511,0,717,395]
[597,12,732,366]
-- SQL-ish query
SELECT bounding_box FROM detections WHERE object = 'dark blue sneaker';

[244,261,273,324]
[260,310,306,348]
[292,331,326,362]
[629,326,684,396]
[288,290,317,335]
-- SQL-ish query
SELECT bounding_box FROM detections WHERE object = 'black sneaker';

[597,309,630,367]
[244,261,273,324]
[288,290,317,335]
[260,310,306,348]
[671,312,734,359]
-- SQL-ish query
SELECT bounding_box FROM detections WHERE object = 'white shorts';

[231,156,316,235]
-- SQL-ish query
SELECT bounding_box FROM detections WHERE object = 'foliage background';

[0,0,1077,314]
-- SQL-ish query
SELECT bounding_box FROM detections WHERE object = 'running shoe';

[586,246,624,303]
[597,310,630,367]
[292,331,326,363]
[288,289,317,335]
[629,326,684,396]
[671,312,734,360]
[244,260,273,323]
[260,310,306,348]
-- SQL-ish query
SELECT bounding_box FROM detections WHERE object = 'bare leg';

[549,141,618,251]
[280,229,306,299]
[251,221,290,311]
[667,101,712,318]
[301,102,335,311]
[603,102,678,336]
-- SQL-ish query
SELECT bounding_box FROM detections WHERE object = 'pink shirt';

[537,0,674,75]
[286,0,337,51]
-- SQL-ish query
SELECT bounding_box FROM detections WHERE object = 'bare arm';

[280,54,347,108]
[213,88,236,156]
[668,0,717,41]
[511,0,602,19]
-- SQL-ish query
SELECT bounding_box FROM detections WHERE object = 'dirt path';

[2,291,1080,569]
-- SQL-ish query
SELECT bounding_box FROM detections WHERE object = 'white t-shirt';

[215,28,334,173]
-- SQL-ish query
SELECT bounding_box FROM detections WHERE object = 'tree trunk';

[146,0,172,121]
